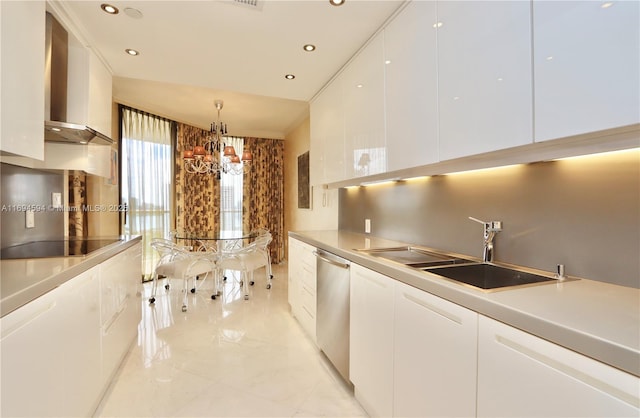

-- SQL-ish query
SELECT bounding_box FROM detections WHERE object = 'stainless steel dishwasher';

[314,249,351,383]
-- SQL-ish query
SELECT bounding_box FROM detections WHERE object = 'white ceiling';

[51,0,405,139]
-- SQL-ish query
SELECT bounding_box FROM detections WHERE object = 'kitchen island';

[289,230,639,417]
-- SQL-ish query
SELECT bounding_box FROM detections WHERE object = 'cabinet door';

[100,243,142,386]
[58,267,102,416]
[533,0,640,142]
[437,1,533,160]
[0,0,45,160]
[287,237,302,313]
[288,238,317,342]
[310,78,345,185]
[0,284,66,417]
[0,266,101,417]
[478,315,640,417]
[393,281,478,417]
[343,32,386,180]
[298,241,317,342]
[349,264,394,417]
[385,1,439,171]
[68,45,113,137]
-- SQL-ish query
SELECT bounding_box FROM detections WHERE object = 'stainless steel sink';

[422,263,556,291]
[356,246,568,292]
[355,246,474,268]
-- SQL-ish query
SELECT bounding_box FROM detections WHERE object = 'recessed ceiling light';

[433,21,443,28]
[285,74,295,80]
[125,49,140,56]
[303,44,316,52]
[601,2,614,8]
[100,3,119,14]
[329,0,345,6]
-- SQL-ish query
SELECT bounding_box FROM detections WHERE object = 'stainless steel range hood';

[45,12,113,146]
[45,120,113,145]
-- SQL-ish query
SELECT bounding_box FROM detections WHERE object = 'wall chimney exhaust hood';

[45,120,112,145]
[45,12,113,146]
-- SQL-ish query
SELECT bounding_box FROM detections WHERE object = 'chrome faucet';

[469,217,503,262]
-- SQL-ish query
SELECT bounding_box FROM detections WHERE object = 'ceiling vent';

[229,0,263,11]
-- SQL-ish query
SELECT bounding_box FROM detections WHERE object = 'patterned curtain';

[243,137,285,264]
[175,123,220,235]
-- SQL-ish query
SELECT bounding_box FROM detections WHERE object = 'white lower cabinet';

[349,264,395,417]
[288,237,317,344]
[0,266,101,417]
[100,243,142,386]
[348,263,639,417]
[477,315,640,417]
[58,266,103,416]
[287,237,301,315]
[0,243,142,417]
[393,280,478,417]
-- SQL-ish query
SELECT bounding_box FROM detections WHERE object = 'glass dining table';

[173,230,258,253]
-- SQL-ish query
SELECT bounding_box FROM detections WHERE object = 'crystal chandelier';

[183,100,252,177]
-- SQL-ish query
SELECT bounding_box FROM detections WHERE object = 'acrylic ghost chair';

[216,230,273,300]
[148,238,220,312]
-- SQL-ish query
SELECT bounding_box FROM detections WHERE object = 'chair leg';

[243,271,250,300]
[181,274,189,312]
[211,268,221,300]
[149,273,158,304]
[266,266,272,290]
[191,272,207,294]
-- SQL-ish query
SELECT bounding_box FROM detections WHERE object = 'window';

[120,107,173,279]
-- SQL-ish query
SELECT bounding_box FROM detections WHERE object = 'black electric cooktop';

[0,238,122,259]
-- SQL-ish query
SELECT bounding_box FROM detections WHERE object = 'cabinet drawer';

[101,292,139,384]
[300,243,317,268]
[300,264,316,292]
[298,302,317,343]
[300,283,316,316]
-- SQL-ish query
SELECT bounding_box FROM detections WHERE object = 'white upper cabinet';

[68,42,113,137]
[343,32,386,180]
[384,1,439,171]
[533,0,640,142]
[437,1,533,161]
[310,77,345,185]
[0,1,45,160]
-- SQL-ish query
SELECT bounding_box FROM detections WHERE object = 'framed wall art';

[297,151,311,209]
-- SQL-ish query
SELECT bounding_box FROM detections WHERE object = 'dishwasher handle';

[314,251,350,269]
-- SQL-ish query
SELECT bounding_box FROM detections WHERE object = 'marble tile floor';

[94,264,367,418]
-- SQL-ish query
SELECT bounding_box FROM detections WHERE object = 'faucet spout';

[468,217,502,262]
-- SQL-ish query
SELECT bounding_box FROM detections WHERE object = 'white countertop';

[290,230,640,377]
[0,235,142,317]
